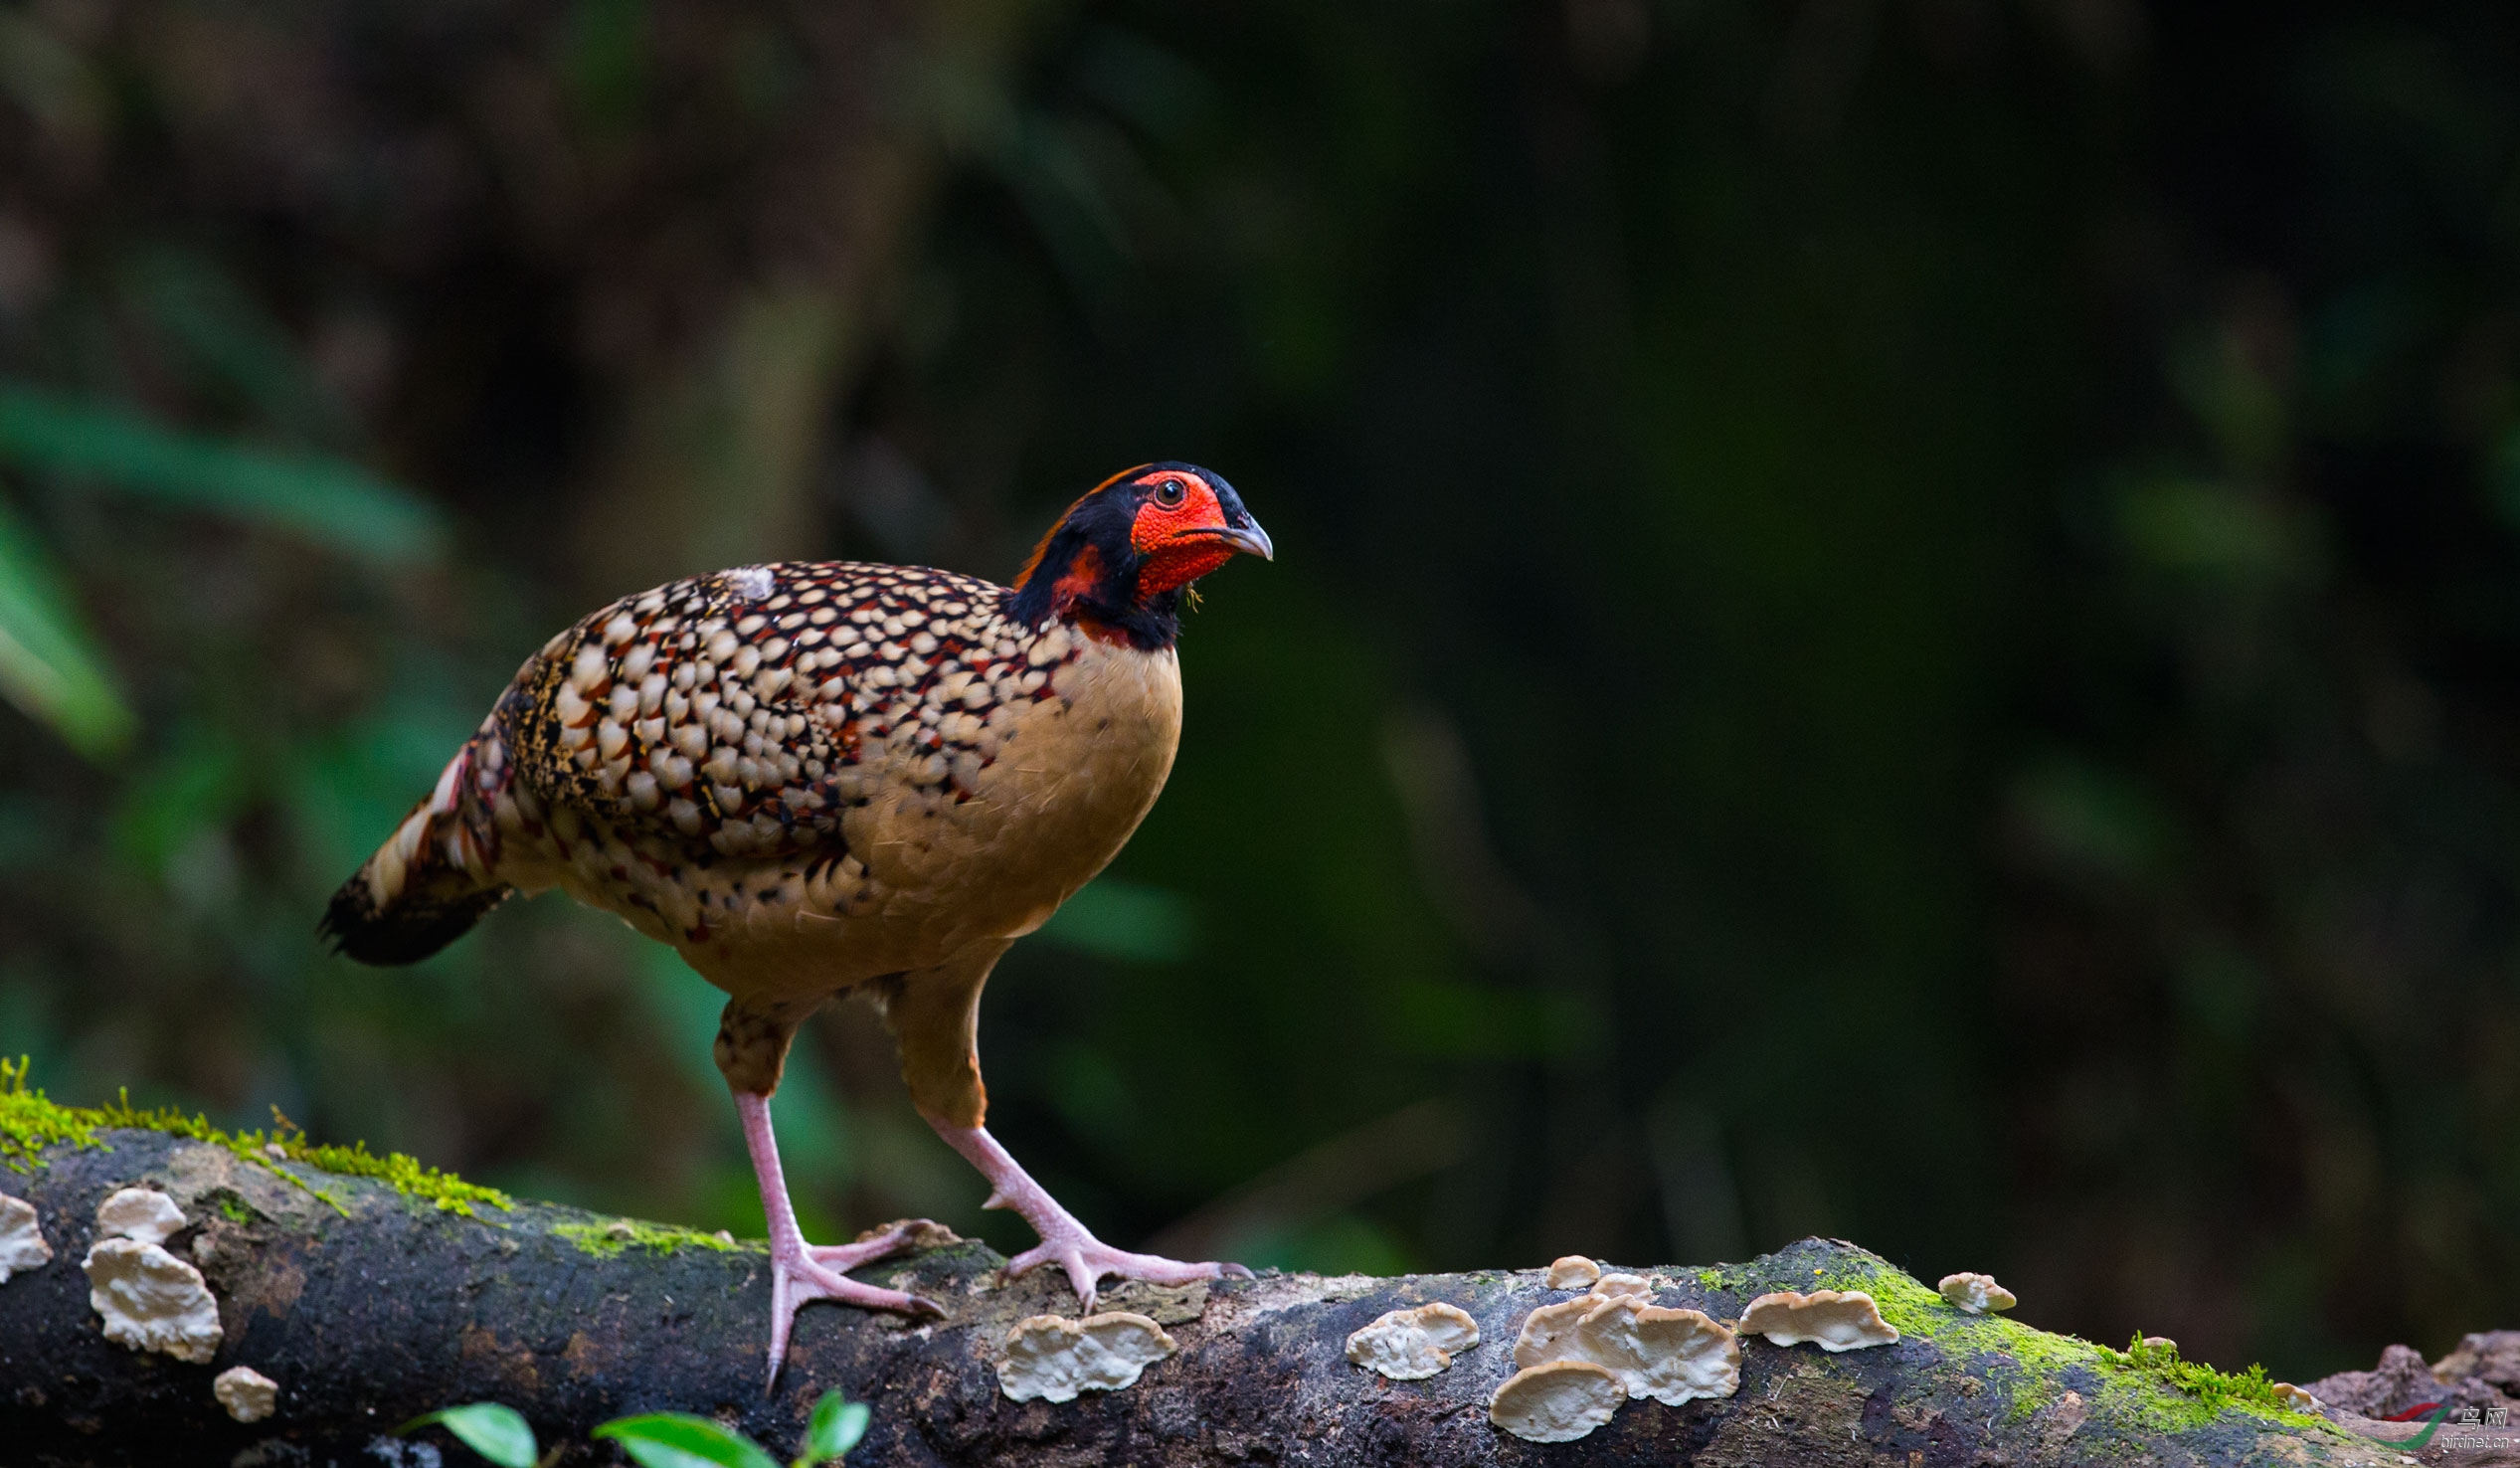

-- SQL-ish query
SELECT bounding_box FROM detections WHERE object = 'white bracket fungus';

[95,1187,187,1246]
[1543,1255,1601,1291]
[1514,1294,1740,1406]
[84,1187,219,1361]
[2273,1381,2318,1412]
[997,1312,1177,1403]
[1491,1265,1740,1441]
[1490,1360,1626,1443]
[1346,1302,1482,1380]
[1516,1298,1600,1366]
[1937,1272,2017,1315]
[1515,1267,1650,1368]
[84,1237,223,1363]
[1737,1289,1899,1352]
[1586,1301,1739,1405]
[0,1194,53,1282]
[215,1365,279,1423]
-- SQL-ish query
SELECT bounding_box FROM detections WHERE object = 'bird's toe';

[1007,1234,1243,1312]
[807,1216,941,1273]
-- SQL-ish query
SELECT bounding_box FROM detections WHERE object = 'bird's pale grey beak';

[1191,518,1274,561]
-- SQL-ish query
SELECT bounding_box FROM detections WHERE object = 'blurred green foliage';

[6,0,2520,1389]
[0,381,444,756]
[0,491,127,756]
[0,385,444,564]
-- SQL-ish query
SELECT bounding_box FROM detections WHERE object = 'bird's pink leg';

[736,1091,941,1388]
[925,1116,1251,1313]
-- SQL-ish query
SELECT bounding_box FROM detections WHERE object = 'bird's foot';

[764,1238,944,1389]
[1006,1227,1254,1315]
[923,1117,1253,1315]
[736,1090,946,1389]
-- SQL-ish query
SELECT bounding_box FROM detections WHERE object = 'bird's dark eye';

[1152,478,1187,508]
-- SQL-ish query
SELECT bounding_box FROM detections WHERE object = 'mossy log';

[0,1128,2430,1467]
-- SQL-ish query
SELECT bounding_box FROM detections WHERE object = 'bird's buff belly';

[528,640,1183,1005]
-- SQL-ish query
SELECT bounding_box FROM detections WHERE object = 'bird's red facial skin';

[1129,472,1234,603]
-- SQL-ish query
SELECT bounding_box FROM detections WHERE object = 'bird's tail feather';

[319,740,512,966]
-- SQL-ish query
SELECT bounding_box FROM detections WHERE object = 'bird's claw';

[1005,1232,1244,1315]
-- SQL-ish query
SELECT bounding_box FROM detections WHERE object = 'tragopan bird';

[321,462,1270,1376]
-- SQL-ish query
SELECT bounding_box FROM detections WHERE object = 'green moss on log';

[555,1217,757,1258]
[0,1056,511,1218]
[1786,1246,2325,1436]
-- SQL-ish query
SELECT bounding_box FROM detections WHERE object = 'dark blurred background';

[1,0,2516,1385]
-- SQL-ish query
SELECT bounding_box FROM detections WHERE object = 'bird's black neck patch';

[1007,498,1183,650]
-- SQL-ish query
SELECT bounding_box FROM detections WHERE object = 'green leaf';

[0,495,132,757]
[802,1391,870,1464]
[399,1403,538,1468]
[594,1412,781,1468]
[0,382,447,564]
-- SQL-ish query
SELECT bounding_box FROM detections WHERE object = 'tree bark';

[0,1129,2430,1466]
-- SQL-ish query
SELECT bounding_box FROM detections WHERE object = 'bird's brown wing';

[498,560,1039,865]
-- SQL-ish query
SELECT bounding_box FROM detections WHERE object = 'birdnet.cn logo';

[2371,1401,2510,1450]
